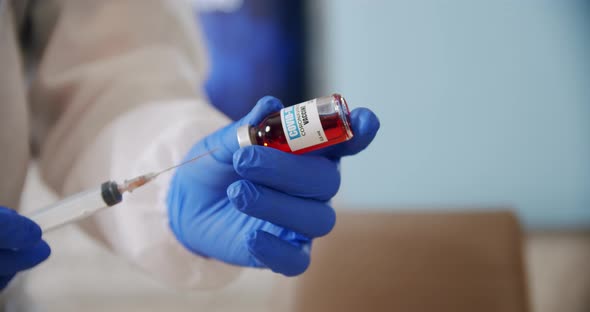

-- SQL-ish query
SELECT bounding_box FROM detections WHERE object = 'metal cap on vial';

[237,125,253,148]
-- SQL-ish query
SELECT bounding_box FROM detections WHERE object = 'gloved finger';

[233,146,340,201]
[310,108,380,160]
[228,180,336,238]
[247,230,310,276]
[0,207,42,249]
[0,274,15,290]
[0,240,51,275]
[203,96,284,163]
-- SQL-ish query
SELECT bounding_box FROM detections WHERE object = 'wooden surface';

[293,211,530,312]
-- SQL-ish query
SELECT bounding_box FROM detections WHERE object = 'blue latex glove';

[0,206,51,290]
[167,96,379,276]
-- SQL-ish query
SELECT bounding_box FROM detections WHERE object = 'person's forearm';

[60,100,241,289]
[30,0,209,193]
[29,0,241,289]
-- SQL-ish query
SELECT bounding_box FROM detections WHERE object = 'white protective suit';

[0,0,241,289]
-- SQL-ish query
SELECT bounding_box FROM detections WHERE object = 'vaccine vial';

[237,94,354,154]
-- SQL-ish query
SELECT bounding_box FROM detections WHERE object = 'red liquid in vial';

[245,94,353,154]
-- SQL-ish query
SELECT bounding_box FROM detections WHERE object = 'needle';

[153,147,219,177]
[118,148,218,193]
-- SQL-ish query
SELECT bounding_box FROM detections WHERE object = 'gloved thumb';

[203,96,284,163]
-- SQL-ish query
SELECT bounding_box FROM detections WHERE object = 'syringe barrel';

[26,182,122,232]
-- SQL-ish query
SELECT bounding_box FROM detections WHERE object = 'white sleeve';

[28,0,243,289]
[62,100,242,289]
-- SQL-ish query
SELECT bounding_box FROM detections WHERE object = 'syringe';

[27,149,217,233]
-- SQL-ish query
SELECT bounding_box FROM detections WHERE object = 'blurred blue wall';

[308,0,590,229]
[196,0,305,120]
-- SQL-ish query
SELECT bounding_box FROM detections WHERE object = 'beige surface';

[526,232,590,312]
[17,165,590,312]
[292,212,529,312]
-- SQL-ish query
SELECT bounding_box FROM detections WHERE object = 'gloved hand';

[167,96,379,276]
[0,206,51,291]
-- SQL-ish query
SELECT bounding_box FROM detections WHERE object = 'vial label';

[280,99,327,152]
